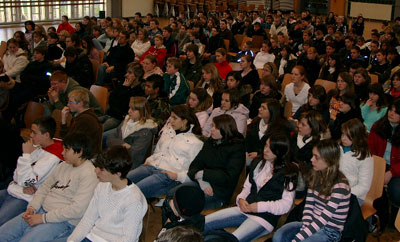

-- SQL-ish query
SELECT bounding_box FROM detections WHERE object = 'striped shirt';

[293,182,351,242]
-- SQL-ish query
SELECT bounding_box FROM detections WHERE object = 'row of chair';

[280,73,379,94]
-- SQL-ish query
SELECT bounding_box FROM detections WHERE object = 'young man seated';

[47,70,102,116]
[0,132,98,242]
[60,89,103,155]
[0,116,63,226]
[67,145,147,242]
[145,74,170,129]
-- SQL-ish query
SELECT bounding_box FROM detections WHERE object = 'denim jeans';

[0,207,75,242]
[126,165,181,198]
[0,189,28,226]
[387,176,400,207]
[204,206,269,242]
[273,221,341,242]
[98,115,121,132]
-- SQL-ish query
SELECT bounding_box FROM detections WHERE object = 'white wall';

[122,0,153,17]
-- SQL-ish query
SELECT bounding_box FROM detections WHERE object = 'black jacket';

[107,80,145,121]
[206,34,225,55]
[20,59,52,96]
[65,49,93,88]
[105,44,135,79]
[329,108,363,140]
[188,137,245,204]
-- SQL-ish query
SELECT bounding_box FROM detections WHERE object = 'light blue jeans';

[127,165,181,198]
[204,206,269,242]
[0,207,75,242]
[0,189,28,226]
[272,221,341,242]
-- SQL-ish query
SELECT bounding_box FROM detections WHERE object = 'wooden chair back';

[234,34,244,49]
[24,102,45,129]
[369,73,379,84]
[360,155,386,220]
[229,62,241,71]
[0,41,7,59]
[90,59,100,84]
[89,85,108,115]
[281,73,292,93]
[223,39,230,51]
[52,109,72,139]
[284,101,293,119]
[251,35,264,50]
[98,50,105,63]
[395,209,400,232]
[315,79,337,93]
[257,69,264,79]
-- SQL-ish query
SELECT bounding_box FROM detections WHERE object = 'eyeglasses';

[68,100,79,104]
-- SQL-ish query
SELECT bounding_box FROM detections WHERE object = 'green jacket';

[49,78,102,116]
[163,72,189,106]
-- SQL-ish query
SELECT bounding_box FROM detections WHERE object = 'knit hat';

[173,184,205,219]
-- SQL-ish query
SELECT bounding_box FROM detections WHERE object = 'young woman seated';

[104,97,157,169]
[318,53,344,82]
[293,85,330,124]
[368,98,400,208]
[339,118,373,205]
[328,72,355,121]
[273,139,351,242]
[203,88,249,137]
[187,88,213,129]
[196,63,224,108]
[353,67,371,103]
[204,133,298,242]
[187,114,245,210]
[141,55,163,80]
[126,105,203,198]
[291,111,329,197]
[360,83,388,132]
[284,65,311,115]
[214,48,232,80]
[329,93,363,141]
[225,71,251,109]
[246,99,292,166]
[249,75,282,119]
[240,55,260,93]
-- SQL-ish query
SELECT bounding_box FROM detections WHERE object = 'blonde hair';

[68,89,89,108]
[129,97,152,124]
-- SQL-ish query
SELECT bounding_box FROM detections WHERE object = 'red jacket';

[368,123,400,177]
[139,46,167,69]
[214,60,232,80]
[57,23,75,35]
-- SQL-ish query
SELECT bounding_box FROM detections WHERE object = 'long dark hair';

[302,85,328,113]
[367,83,387,112]
[298,110,328,143]
[372,98,400,146]
[171,104,202,136]
[250,98,287,139]
[82,35,95,54]
[259,133,298,191]
[213,114,243,144]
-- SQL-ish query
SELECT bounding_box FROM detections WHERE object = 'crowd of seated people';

[0,8,400,242]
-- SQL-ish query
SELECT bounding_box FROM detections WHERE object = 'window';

[0,0,105,24]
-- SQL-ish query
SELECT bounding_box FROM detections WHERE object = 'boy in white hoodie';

[0,132,98,242]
